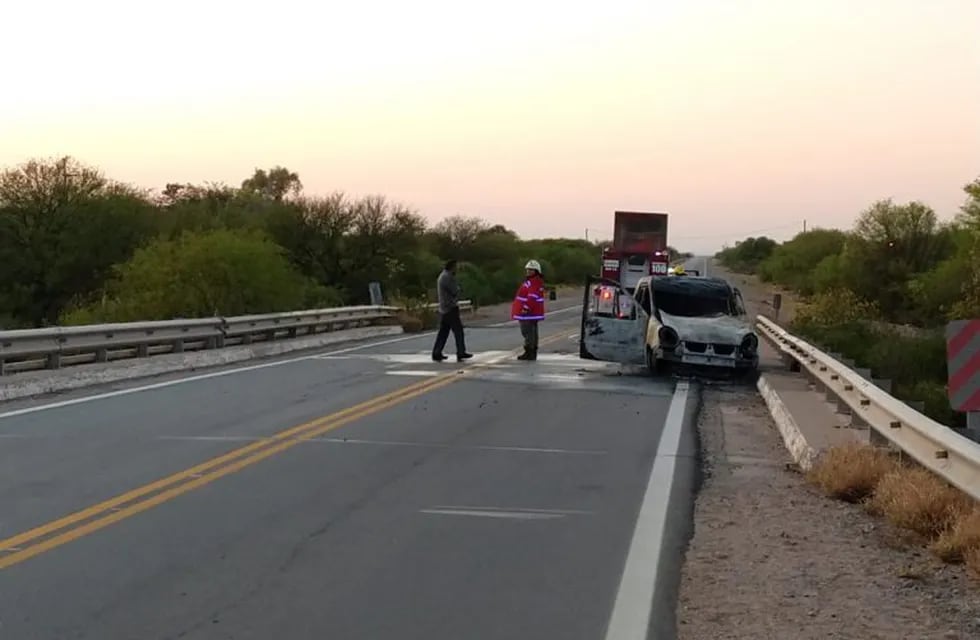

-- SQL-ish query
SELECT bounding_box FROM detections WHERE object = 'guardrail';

[0,301,472,377]
[756,315,980,501]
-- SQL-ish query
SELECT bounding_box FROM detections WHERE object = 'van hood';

[659,311,752,344]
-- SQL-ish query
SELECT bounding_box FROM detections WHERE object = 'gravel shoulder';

[675,260,980,639]
[677,386,980,640]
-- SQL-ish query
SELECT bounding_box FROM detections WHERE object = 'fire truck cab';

[601,248,670,294]
[599,211,671,294]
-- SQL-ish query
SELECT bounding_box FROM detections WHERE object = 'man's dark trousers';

[432,306,467,357]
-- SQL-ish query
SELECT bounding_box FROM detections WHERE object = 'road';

[0,297,698,639]
[684,256,709,277]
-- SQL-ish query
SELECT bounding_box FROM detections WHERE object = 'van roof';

[650,275,733,299]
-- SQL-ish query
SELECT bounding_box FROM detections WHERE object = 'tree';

[241,166,302,201]
[757,229,848,293]
[841,199,947,320]
[63,229,332,323]
[715,236,778,273]
[0,157,156,326]
[264,193,355,293]
[430,215,490,258]
[957,176,980,230]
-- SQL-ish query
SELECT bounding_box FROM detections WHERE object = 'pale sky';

[2,0,978,252]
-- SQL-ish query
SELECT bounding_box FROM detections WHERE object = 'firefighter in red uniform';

[511,260,546,361]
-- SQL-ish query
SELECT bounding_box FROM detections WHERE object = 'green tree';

[0,157,156,326]
[241,166,303,201]
[430,215,491,260]
[957,176,980,229]
[840,199,947,321]
[715,236,778,273]
[263,193,355,294]
[63,229,331,323]
[757,229,847,294]
[341,195,429,303]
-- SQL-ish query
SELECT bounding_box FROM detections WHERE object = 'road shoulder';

[676,386,980,640]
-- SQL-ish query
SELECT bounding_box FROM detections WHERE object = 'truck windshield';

[655,291,734,318]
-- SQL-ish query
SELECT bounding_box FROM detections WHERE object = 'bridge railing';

[0,301,472,376]
[756,315,980,501]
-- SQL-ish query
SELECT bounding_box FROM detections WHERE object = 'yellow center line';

[0,330,568,570]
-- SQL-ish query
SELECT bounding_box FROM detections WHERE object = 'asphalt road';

[0,298,698,640]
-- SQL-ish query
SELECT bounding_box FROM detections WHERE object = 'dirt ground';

[676,261,980,639]
[677,387,980,640]
[710,262,801,323]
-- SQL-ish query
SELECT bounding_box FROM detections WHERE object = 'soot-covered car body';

[579,273,759,375]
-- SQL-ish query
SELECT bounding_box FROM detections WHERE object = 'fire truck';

[599,211,670,293]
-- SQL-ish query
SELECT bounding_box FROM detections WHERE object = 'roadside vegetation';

[716,177,980,429]
[0,156,624,329]
[807,443,980,578]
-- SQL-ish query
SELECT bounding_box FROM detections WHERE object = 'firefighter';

[511,260,546,360]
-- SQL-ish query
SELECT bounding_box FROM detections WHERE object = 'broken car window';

[654,292,734,318]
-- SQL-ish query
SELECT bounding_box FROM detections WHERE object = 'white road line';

[603,381,691,640]
[0,332,435,421]
[427,505,594,515]
[305,437,607,456]
[420,508,565,520]
[419,505,592,520]
[0,304,583,421]
[157,435,263,442]
[384,370,443,377]
[155,435,607,456]
[486,304,581,327]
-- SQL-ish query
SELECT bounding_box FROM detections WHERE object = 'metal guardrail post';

[756,314,980,501]
[967,412,980,442]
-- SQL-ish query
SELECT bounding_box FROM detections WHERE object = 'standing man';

[432,259,473,363]
[511,260,546,361]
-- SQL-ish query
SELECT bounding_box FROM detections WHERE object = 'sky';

[2,0,978,253]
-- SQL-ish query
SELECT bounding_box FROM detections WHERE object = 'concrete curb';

[756,373,818,472]
[0,325,404,403]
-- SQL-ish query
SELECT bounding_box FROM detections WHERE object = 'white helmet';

[525,259,542,272]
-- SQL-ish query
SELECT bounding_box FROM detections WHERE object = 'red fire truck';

[599,211,670,293]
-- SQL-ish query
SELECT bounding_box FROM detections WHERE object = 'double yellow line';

[0,332,568,571]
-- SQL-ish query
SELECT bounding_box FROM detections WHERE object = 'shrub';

[806,444,899,503]
[757,229,848,294]
[931,509,980,563]
[62,229,322,323]
[715,236,778,273]
[868,468,972,538]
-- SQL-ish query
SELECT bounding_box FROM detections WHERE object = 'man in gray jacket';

[432,259,473,363]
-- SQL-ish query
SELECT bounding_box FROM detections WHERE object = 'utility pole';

[585,228,589,242]
[803,219,807,233]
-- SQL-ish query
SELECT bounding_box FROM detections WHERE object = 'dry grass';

[868,468,972,539]
[805,444,980,576]
[396,312,425,333]
[931,509,980,563]
[806,443,899,503]
[966,547,980,578]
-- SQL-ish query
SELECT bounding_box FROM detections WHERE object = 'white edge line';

[427,505,594,515]
[0,304,583,420]
[0,332,432,420]
[602,381,691,640]
[418,509,566,520]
